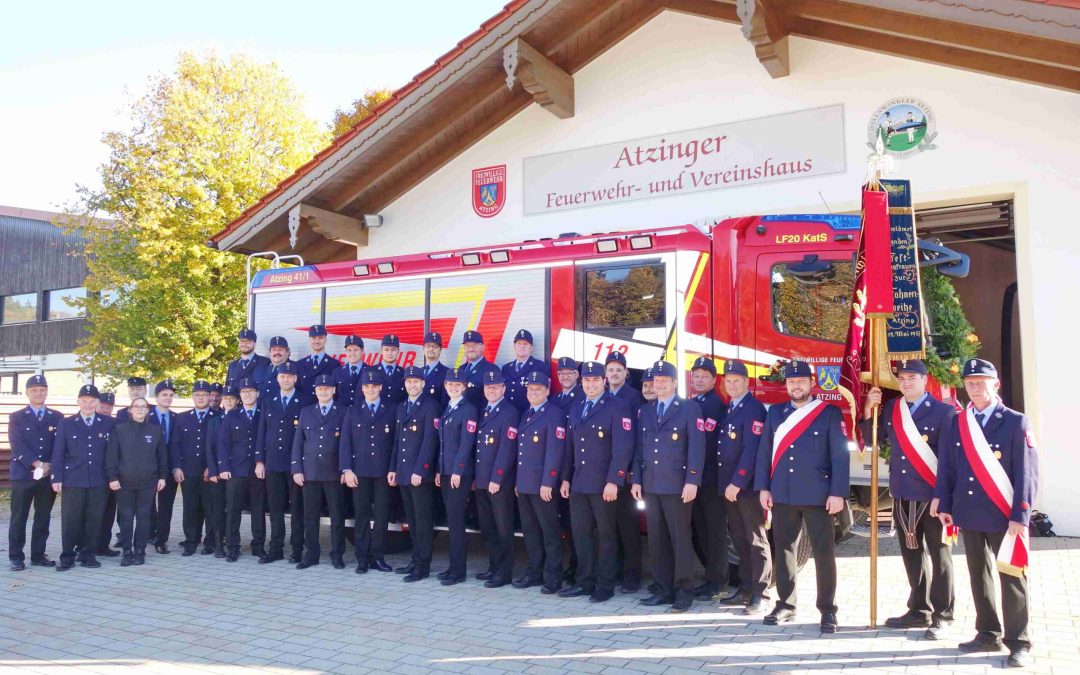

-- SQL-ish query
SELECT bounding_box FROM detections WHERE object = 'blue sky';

[0,0,504,212]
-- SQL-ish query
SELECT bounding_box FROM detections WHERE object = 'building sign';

[867,97,937,159]
[472,164,507,218]
[522,105,846,215]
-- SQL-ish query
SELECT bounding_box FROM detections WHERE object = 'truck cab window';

[583,263,665,330]
[770,256,853,342]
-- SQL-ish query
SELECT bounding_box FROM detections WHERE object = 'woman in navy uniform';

[254,362,306,564]
[420,331,449,407]
[501,329,546,411]
[376,334,408,406]
[390,366,439,582]
[334,334,367,408]
[558,361,635,602]
[340,369,396,574]
[513,371,568,595]
[473,370,519,588]
[291,374,347,569]
[214,379,264,562]
[718,360,771,614]
[755,360,848,633]
[7,374,62,571]
[933,358,1038,669]
[106,397,167,566]
[689,356,728,601]
[169,380,217,556]
[51,384,114,570]
[435,368,479,585]
[631,361,706,613]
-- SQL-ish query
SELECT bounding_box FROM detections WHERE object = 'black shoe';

[512,576,542,589]
[720,589,751,606]
[147,536,157,546]
[154,543,169,554]
[764,605,796,625]
[540,583,561,595]
[133,553,146,566]
[885,611,930,629]
[331,556,345,570]
[215,546,226,559]
[441,575,465,586]
[201,545,215,555]
[821,612,839,633]
[80,556,101,569]
[557,585,590,598]
[251,547,266,558]
[437,569,451,580]
[563,567,577,584]
[181,547,196,557]
[621,576,641,593]
[958,634,1004,653]
[10,560,25,571]
[226,551,239,563]
[30,556,56,568]
[640,593,674,607]
[670,590,694,613]
[97,548,120,558]
[924,618,950,641]
[395,563,416,575]
[589,588,614,603]
[1007,649,1030,668]
[484,578,510,589]
[258,551,284,565]
[296,559,319,570]
[120,553,134,567]
[355,560,369,574]
[56,558,75,571]
[403,569,429,583]
[288,550,303,565]
[693,582,718,601]
[371,558,393,572]
[745,594,765,615]
[476,569,495,581]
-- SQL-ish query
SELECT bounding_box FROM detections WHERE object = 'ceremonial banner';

[880,179,926,359]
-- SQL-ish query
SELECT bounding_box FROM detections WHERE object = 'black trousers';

[265,470,304,555]
[179,474,212,548]
[153,474,178,544]
[894,499,954,621]
[207,480,226,547]
[400,483,434,570]
[225,476,266,552]
[440,477,470,577]
[301,479,345,561]
[60,486,107,561]
[518,492,562,586]
[962,529,1031,650]
[729,493,772,596]
[692,487,729,588]
[644,492,695,597]
[475,488,514,582]
[8,478,55,561]
[569,492,619,592]
[615,484,642,580]
[117,484,156,552]
[773,503,837,613]
[99,488,117,551]
[351,476,390,560]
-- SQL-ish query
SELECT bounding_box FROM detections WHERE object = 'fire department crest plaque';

[867,97,937,159]
[472,164,506,218]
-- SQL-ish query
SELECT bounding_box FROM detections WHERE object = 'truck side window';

[584,263,665,329]
[770,258,853,342]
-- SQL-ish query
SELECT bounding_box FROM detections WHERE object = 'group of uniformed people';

[6,323,1036,668]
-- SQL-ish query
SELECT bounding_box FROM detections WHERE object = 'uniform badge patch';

[752,421,764,436]
[622,418,632,431]
[466,420,477,433]
[549,469,558,477]
[705,418,717,431]
[1026,431,1036,448]
[507,427,518,440]
[695,418,705,431]
[433,419,440,429]
[555,426,566,440]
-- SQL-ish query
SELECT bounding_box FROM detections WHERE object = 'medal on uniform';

[729,431,736,440]
[411,424,417,432]
[533,434,539,443]
[994,450,1002,459]
[598,430,604,438]
[921,434,929,441]
[672,432,679,440]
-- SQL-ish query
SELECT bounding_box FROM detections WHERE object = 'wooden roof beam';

[287,203,368,252]
[738,0,790,78]
[503,37,575,119]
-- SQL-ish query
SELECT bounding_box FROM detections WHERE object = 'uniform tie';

[657,401,666,419]
[351,366,359,377]
[406,400,415,416]
[369,404,377,415]
[197,411,205,423]
[424,365,431,377]
[85,416,93,427]
[975,411,986,427]
[321,405,329,416]
[37,409,44,421]
[281,396,289,408]
[485,405,494,416]
[385,365,393,377]
[583,400,594,418]
[246,410,254,421]
[160,413,169,442]
[516,361,523,373]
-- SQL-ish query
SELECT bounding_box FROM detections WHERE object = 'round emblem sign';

[867,97,937,159]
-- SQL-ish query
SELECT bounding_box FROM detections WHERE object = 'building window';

[771,258,854,343]
[1,293,39,324]
[46,287,87,320]
[584,262,666,329]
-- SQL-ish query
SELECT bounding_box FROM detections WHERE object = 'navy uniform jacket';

[718,393,768,491]
[255,393,305,473]
[214,408,260,478]
[422,362,449,408]
[935,401,1038,532]
[438,399,478,477]
[296,353,339,396]
[550,384,584,411]
[50,414,114,488]
[374,363,407,407]
[515,402,566,494]
[146,408,179,448]
[169,408,216,475]
[339,400,396,478]
[501,357,547,411]
[754,400,849,505]
[462,358,498,410]
[333,362,367,408]
[563,393,635,494]
[633,397,706,495]
[692,390,727,488]
[394,397,440,482]
[9,406,64,481]
[611,384,646,413]
[291,403,347,482]
[258,359,301,404]
[226,354,271,390]
[860,395,955,502]
[474,399,518,488]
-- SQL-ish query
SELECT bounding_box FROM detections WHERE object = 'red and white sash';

[957,403,1029,577]
[770,398,827,477]
[893,400,937,487]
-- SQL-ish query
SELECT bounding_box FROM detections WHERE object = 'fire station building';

[212,1,1080,532]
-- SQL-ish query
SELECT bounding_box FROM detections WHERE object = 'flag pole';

[869,316,882,629]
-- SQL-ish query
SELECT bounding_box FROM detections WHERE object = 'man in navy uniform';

[340,369,396,574]
[147,379,179,553]
[513,371,567,595]
[558,361,635,602]
[205,386,237,557]
[225,328,270,390]
[169,380,216,556]
[334,335,367,408]
[214,378,264,562]
[461,330,497,410]
[114,377,148,423]
[631,361,706,612]
[756,360,848,633]
[551,357,583,410]
[641,367,657,402]
[292,374,347,569]
[254,361,305,564]
[96,389,124,553]
[377,334,407,406]
[933,358,1038,668]
[8,374,62,571]
[863,359,956,637]
[421,331,449,407]
[96,392,116,417]
[391,366,439,582]
[51,384,113,570]
[501,329,545,411]
[435,367,479,585]
[719,360,771,613]
[607,351,645,592]
[259,336,296,404]
[297,325,337,397]
[689,356,728,600]
[208,383,224,415]
[474,369,518,588]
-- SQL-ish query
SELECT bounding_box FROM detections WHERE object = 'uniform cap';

[209,382,223,393]
[26,374,48,388]
[651,361,678,379]
[313,374,335,388]
[381,334,400,348]
[308,324,327,337]
[98,392,115,404]
[403,365,424,380]
[463,330,484,344]
[556,357,577,372]
[237,378,258,391]
[78,384,100,399]
[155,380,176,395]
[963,358,997,379]
[444,367,467,383]
[525,371,550,387]
[691,356,717,375]
[277,361,297,376]
[361,369,383,385]
[126,376,147,387]
[513,329,533,344]
[896,359,927,375]
[604,351,627,367]
[344,335,364,348]
[641,368,654,383]
[238,328,257,341]
[723,360,749,377]
[269,336,289,349]
[483,370,505,385]
[423,331,443,347]
[783,360,813,379]
[222,386,240,398]
[580,361,605,378]
[192,380,212,393]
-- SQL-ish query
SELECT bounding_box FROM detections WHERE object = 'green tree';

[329,88,393,139]
[67,52,328,388]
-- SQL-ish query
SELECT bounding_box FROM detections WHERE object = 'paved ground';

[1,497,1078,674]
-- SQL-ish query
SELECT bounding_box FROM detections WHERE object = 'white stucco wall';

[361,11,1080,533]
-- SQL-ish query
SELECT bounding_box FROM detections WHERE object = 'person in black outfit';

[105,398,168,566]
